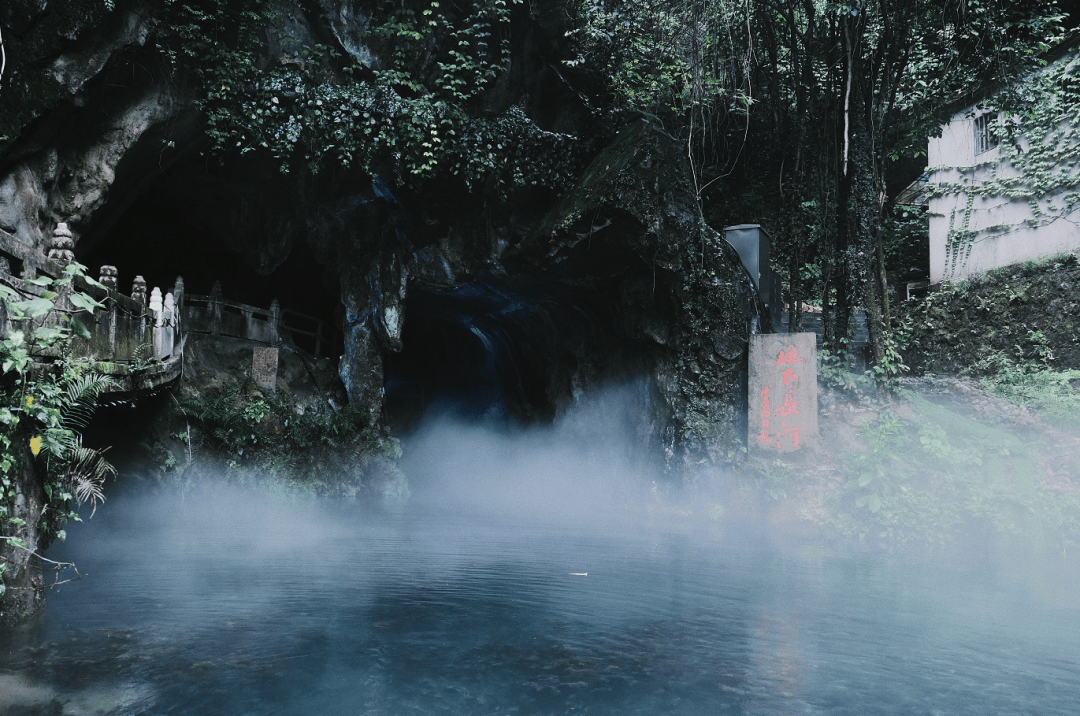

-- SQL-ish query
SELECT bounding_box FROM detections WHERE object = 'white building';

[926,46,1080,284]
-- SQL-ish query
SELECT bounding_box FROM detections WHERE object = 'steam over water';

[3,390,1080,715]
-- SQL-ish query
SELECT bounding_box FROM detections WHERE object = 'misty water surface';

[2,403,1079,715]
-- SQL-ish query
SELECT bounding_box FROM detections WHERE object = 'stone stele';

[748,332,818,453]
[252,346,280,392]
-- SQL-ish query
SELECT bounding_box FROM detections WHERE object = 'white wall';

[927,99,1080,284]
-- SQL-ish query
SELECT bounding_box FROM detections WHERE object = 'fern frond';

[64,437,116,515]
[42,426,76,461]
[60,373,115,430]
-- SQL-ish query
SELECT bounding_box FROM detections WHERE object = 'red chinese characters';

[757,386,772,444]
[777,391,800,417]
[751,334,816,453]
[776,348,803,366]
[758,345,805,450]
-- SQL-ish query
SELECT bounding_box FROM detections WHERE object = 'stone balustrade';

[0,263,180,365]
[1,223,339,394]
[183,281,338,358]
[0,224,184,393]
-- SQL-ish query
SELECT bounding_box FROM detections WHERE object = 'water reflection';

[1,484,1079,715]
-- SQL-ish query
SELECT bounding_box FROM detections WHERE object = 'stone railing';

[2,223,339,396]
[183,281,339,358]
[0,228,181,364]
[0,223,184,394]
[67,272,183,364]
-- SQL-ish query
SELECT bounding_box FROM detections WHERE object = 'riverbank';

[704,366,1080,557]
[136,336,1080,557]
[79,256,1080,560]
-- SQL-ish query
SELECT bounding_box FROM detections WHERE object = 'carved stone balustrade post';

[209,280,222,335]
[131,276,147,306]
[150,287,163,360]
[163,292,175,359]
[99,265,118,291]
[94,266,119,358]
[270,298,282,346]
[172,276,184,337]
[132,276,148,347]
[47,223,75,267]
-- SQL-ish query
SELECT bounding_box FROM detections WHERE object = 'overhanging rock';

[512,119,764,465]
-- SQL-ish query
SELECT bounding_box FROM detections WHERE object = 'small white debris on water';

[569,572,587,576]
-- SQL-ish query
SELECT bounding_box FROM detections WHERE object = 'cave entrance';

[384,278,628,432]
[76,158,342,346]
[384,280,544,431]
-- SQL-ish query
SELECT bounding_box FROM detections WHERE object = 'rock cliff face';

[0,0,762,467]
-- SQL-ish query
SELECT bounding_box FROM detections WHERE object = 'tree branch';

[0,21,6,87]
[1,536,84,588]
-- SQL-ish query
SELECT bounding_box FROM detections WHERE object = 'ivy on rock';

[160,0,577,194]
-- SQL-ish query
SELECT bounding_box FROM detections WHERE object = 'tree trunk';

[849,128,887,367]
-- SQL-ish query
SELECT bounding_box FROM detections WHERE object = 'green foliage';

[568,0,1064,378]
[867,331,910,389]
[1,265,114,515]
[817,347,871,396]
[567,0,745,118]
[174,380,405,500]
[668,222,755,461]
[746,456,799,502]
[882,204,929,277]
[979,363,1080,427]
[825,397,1078,551]
[900,252,1080,397]
[1,265,115,600]
[896,0,1066,156]
[157,0,572,194]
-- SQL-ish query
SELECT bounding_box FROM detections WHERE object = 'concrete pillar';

[209,280,222,335]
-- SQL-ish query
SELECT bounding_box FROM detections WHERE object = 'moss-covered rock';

[900,253,1080,376]
[517,119,763,468]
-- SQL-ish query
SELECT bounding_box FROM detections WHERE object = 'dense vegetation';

[704,252,1080,553]
[0,266,114,613]
[1,0,1078,579]
[147,0,1070,373]
[154,0,582,191]
[158,378,407,501]
[1,0,1071,372]
[569,0,1067,371]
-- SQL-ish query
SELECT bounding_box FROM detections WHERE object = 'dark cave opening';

[383,280,546,431]
[76,165,344,348]
[75,160,663,431]
[383,277,643,432]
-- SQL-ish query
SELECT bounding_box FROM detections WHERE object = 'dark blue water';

[2,485,1078,716]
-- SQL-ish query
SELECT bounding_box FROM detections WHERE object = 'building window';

[974,113,998,155]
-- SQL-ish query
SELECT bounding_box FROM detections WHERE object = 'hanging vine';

[929,50,1080,277]
[158,0,577,195]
